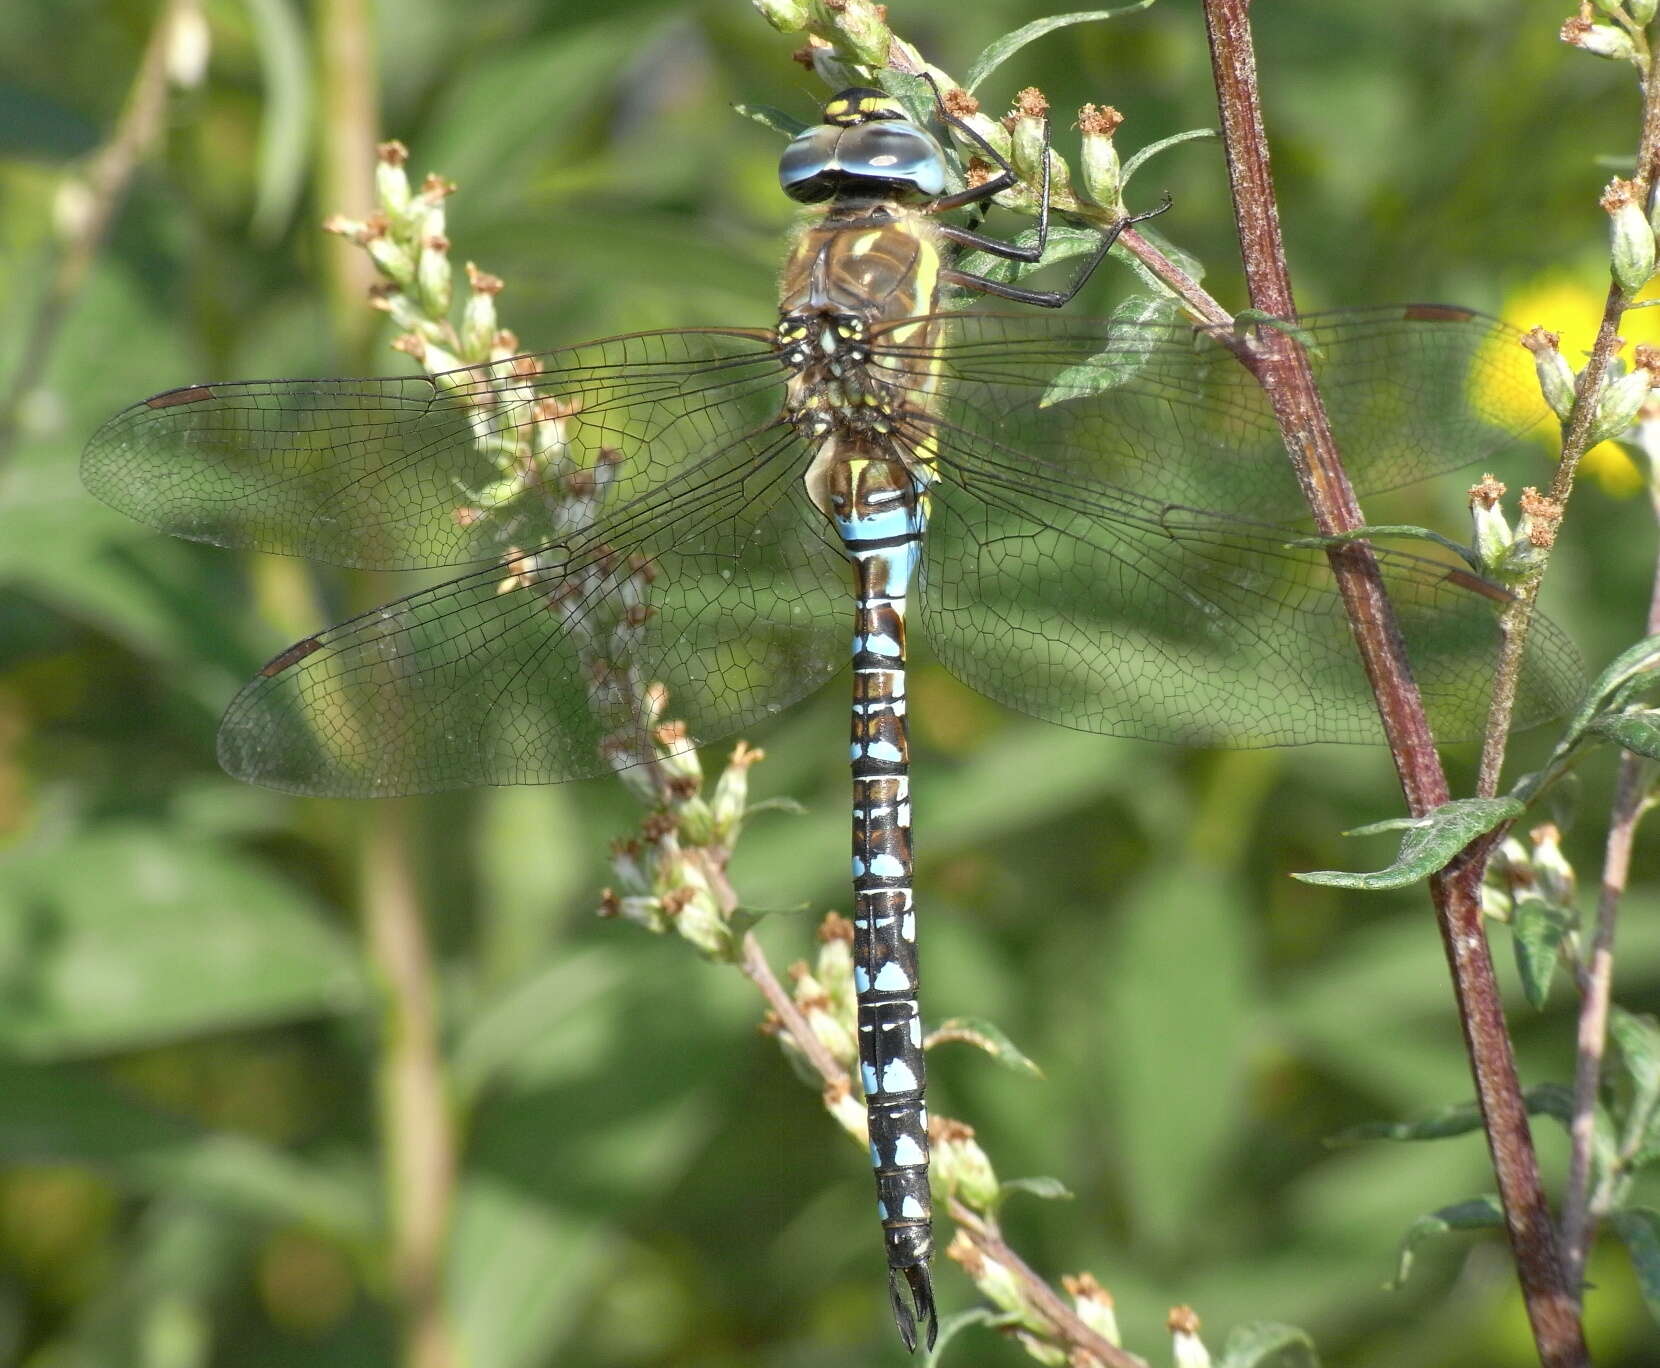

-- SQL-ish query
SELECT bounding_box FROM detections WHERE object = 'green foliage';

[4,0,1660,1365]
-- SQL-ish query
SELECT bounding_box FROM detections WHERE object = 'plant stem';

[363,801,460,1368]
[0,0,195,461]
[1200,4,1587,1364]
[1560,474,1660,1296]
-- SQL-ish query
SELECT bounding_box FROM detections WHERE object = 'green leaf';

[1330,1083,1573,1146]
[134,1136,377,1247]
[996,1175,1074,1204]
[1284,524,1483,572]
[451,949,631,1103]
[955,223,1103,287]
[731,102,809,138]
[1511,895,1570,1009]
[1557,634,1660,750]
[965,4,1158,92]
[448,1174,612,1368]
[926,1016,1045,1078]
[1590,709,1660,759]
[1611,1008,1660,1151]
[241,0,313,242]
[1217,1322,1321,1368]
[1104,866,1254,1251]
[1293,797,1523,890]
[1039,293,1181,405]
[1120,127,1219,189]
[1390,1195,1505,1288]
[0,826,364,1059]
[1610,1207,1660,1324]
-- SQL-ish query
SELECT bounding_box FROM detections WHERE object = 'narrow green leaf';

[956,223,1102,288]
[1294,797,1523,890]
[926,1016,1045,1078]
[732,102,809,138]
[134,1136,377,1246]
[965,3,1158,92]
[241,0,313,242]
[451,950,629,1105]
[1217,1322,1321,1368]
[1120,127,1218,188]
[1390,1195,1505,1288]
[1590,709,1660,759]
[1558,634,1660,749]
[1331,1083,1574,1146]
[1511,896,1570,1009]
[1285,524,1483,572]
[1611,1008,1660,1151]
[997,1175,1074,1204]
[1610,1207,1660,1324]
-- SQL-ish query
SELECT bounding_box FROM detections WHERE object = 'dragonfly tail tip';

[888,1264,937,1353]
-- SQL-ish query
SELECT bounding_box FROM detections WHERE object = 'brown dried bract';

[1469,472,1507,508]
[942,86,979,119]
[1520,325,1562,356]
[377,140,409,166]
[1520,486,1563,549]
[1077,103,1123,137]
[819,911,854,942]
[1166,1304,1201,1335]
[1015,85,1048,118]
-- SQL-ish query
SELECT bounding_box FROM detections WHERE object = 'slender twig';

[1199,4,1588,1364]
[362,801,460,1368]
[0,0,196,460]
[1560,473,1660,1293]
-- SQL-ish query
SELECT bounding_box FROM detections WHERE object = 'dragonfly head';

[780,87,947,205]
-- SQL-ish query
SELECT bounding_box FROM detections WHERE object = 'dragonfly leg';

[941,192,1172,308]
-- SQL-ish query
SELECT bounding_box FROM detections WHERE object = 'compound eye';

[841,123,947,197]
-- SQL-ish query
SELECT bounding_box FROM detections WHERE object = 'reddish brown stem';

[1200,4,1587,1364]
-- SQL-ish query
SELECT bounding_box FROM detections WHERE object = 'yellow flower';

[1504,274,1648,495]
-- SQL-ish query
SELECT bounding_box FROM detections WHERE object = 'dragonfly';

[85,81,1578,1351]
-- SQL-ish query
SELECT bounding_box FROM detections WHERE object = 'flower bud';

[932,1118,999,1209]
[662,882,732,960]
[1063,1273,1121,1346]
[460,263,503,362]
[1591,360,1655,443]
[1169,1306,1212,1368]
[1604,178,1656,293]
[375,141,413,218]
[1529,823,1577,908]
[1633,0,1658,22]
[1468,474,1512,574]
[1078,104,1125,211]
[1563,16,1639,61]
[165,5,211,88]
[752,0,808,30]
[824,1078,868,1142]
[947,1231,1026,1318]
[1521,327,1577,421]
[828,0,891,66]
[416,235,452,318]
[709,741,763,844]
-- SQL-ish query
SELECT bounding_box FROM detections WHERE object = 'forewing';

[83,329,785,569]
[217,425,849,795]
[872,305,1548,518]
[911,415,1580,746]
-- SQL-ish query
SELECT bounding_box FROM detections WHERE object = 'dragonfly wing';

[218,424,847,795]
[912,415,1580,746]
[877,305,1549,519]
[83,328,784,570]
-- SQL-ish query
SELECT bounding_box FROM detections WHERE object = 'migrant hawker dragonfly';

[84,83,1578,1350]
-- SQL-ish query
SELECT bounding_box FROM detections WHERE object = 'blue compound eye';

[778,119,947,203]
[837,122,946,198]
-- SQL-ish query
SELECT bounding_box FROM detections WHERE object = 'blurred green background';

[3,0,1660,1364]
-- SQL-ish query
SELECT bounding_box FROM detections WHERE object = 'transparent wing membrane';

[88,305,1577,794]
